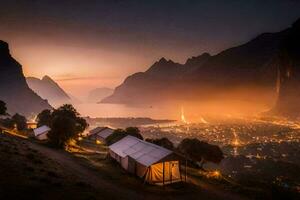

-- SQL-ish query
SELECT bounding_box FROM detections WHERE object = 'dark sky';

[0,0,299,97]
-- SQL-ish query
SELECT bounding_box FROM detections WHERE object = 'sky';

[0,0,299,98]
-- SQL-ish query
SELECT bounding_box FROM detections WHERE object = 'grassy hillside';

[0,133,103,200]
[0,132,250,200]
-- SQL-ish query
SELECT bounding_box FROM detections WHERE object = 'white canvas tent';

[88,127,106,136]
[33,125,50,140]
[109,135,182,185]
[88,127,114,143]
[96,127,114,141]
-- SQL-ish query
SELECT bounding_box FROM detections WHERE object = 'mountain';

[267,18,300,118]
[102,32,282,104]
[101,58,186,104]
[68,94,82,104]
[102,18,300,117]
[184,52,211,71]
[87,87,113,103]
[26,75,71,107]
[0,40,51,116]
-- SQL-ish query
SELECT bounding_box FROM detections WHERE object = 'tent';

[33,125,50,140]
[88,127,114,143]
[88,126,106,136]
[27,122,37,129]
[109,135,182,185]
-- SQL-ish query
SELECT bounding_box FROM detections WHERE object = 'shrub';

[177,138,224,168]
[105,127,143,145]
[11,113,27,130]
[0,100,7,115]
[146,137,174,150]
[36,109,52,127]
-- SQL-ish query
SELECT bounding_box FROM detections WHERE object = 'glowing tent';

[109,135,182,185]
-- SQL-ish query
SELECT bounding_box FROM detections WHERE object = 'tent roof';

[33,125,50,136]
[97,127,114,139]
[109,135,172,167]
[89,126,106,135]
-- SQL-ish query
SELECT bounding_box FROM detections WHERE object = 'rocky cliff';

[0,41,51,116]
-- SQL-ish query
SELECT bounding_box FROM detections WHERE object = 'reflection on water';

[73,103,179,119]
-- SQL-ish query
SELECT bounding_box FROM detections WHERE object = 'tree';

[47,104,88,148]
[125,127,143,140]
[0,100,7,115]
[105,127,143,145]
[177,138,224,168]
[146,137,174,150]
[11,113,27,130]
[48,115,76,148]
[105,129,127,145]
[1,118,14,129]
[36,109,52,127]
[1,113,27,131]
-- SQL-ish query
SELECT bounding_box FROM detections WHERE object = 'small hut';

[88,127,114,143]
[33,125,50,140]
[27,121,37,129]
[88,127,106,136]
[109,135,182,185]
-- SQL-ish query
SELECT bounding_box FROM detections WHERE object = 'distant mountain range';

[102,31,281,104]
[102,18,300,118]
[0,41,51,116]
[87,87,113,103]
[26,76,72,107]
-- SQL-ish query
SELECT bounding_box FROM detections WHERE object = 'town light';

[213,170,221,177]
[96,140,101,144]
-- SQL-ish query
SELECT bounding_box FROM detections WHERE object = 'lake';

[72,99,271,123]
[73,103,180,120]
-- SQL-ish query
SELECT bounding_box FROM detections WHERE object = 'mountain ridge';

[87,87,113,103]
[102,18,300,117]
[26,75,71,107]
[0,40,51,116]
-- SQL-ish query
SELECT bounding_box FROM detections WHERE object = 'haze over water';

[74,99,271,121]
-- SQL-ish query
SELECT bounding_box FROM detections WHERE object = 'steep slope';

[26,75,71,107]
[268,18,300,118]
[184,52,211,71]
[0,40,51,116]
[102,58,189,103]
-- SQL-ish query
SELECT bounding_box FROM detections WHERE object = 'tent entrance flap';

[145,161,181,185]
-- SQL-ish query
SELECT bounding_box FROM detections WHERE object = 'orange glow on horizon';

[10,42,161,98]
